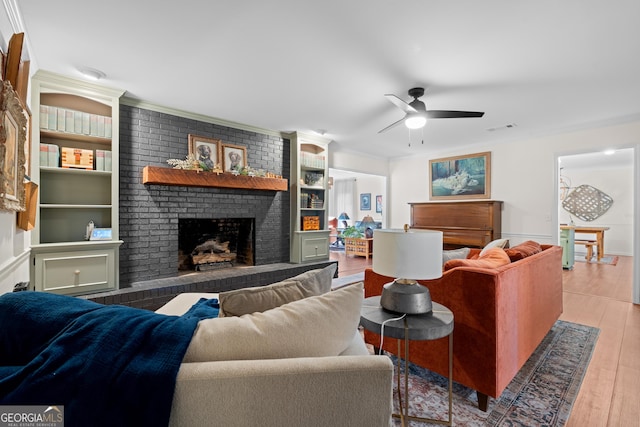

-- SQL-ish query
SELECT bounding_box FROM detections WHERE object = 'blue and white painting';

[429,152,490,199]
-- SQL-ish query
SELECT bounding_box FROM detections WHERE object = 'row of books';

[40,143,112,171]
[39,105,112,138]
[300,192,324,209]
[300,151,325,169]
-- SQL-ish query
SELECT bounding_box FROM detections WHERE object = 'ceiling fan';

[379,87,484,133]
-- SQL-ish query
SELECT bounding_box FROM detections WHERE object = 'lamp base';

[380,279,433,315]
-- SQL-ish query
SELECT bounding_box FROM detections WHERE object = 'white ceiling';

[12,0,640,161]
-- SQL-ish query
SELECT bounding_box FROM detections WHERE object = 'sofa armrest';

[155,292,219,316]
[169,355,393,427]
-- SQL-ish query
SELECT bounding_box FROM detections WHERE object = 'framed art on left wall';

[0,80,27,211]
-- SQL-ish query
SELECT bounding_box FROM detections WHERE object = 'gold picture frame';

[188,134,221,171]
[0,80,27,211]
[429,151,491,200]
[221,143,247,173]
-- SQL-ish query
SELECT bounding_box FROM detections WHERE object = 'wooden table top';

[560,225,610,232]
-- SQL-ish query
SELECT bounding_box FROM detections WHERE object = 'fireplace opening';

[178,218,255,271]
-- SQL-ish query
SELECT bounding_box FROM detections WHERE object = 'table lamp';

[373,226,443,314]
[360,215,377,238]
[338,212,350,228]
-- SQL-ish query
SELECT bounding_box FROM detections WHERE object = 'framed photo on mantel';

[222,143,247,173]
[429,151,491,200]
[188,134,221,172]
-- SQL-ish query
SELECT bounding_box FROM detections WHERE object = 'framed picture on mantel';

[429,151,491,200]
[188,134,221,172]
[222,143,247,173]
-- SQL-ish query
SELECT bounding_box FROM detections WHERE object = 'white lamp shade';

[373,228,443,280]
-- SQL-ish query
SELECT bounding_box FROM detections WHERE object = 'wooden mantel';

[142,166,288,191]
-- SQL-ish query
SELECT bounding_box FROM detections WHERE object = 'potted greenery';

[340,226,363,239]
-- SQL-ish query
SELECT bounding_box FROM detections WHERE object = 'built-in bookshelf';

[30,70,125,296]
[288,132,331,263]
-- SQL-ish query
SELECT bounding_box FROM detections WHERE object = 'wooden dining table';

[560,225,610,261]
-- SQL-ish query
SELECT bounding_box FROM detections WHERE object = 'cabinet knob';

[74,270,80,275]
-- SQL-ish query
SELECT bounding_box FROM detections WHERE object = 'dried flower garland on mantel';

[166,154,282,179]
[167,153,223,174]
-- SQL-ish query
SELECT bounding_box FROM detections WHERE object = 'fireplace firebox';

[178,218,255,271]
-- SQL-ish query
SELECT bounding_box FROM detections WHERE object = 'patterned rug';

[388,320,599,426]
[574,254,619,265]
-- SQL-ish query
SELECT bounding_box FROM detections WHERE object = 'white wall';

[0,7,31,294]
[387,120,640,251]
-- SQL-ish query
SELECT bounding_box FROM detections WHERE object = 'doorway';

[556,147,637,304]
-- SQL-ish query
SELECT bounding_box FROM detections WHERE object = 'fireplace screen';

[178,218,255,271]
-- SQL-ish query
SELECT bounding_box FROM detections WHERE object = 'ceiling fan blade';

[426,110,485,119]
[384,94,418,114]
[378,116,406,134]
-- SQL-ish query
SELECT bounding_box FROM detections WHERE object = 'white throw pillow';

[218,263,337,317]
[183,282,363,362]
[442,247,471,266]
[479,238,509,257]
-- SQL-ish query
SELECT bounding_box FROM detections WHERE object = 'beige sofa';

[156,278,394,427]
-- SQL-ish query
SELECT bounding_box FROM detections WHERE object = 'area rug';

[388,320,599,426]
[574,254,619,265]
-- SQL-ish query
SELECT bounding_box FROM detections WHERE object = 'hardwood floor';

[332,250,640,426]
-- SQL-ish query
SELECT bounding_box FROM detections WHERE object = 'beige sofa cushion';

[218,263,337,317]
[183,282,363,362]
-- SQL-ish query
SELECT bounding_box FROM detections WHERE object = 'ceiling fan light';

[405,114,426,129]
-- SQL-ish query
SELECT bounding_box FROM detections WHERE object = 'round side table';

[361,296,454,426]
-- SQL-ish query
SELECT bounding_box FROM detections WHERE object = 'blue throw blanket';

[0,292,219,427]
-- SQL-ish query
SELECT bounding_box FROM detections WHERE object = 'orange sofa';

[363,244,563,411]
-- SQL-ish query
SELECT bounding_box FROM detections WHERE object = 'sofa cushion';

[504,240,543,261]
[218,263,337,317]
[442,247,471,266]
[183,282,363,362]
[479,238,510,256]
[444,247,511,271]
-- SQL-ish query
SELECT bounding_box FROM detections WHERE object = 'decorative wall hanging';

[429,151,491,200]
[562,184,613,222]
[0,80,27,212]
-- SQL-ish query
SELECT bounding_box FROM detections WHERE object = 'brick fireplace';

[118,105,291,287]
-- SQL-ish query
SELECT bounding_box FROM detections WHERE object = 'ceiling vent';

[487,123,517,132]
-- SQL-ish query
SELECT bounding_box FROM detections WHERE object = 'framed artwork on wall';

[376,195,382,213]
[360,193,371,211]
[188,134,221,171]
[222,143,247,173]
[429,151,491,200]
[0,81,27,211]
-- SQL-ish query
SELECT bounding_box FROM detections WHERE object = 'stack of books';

[300,152,325,169]
[39,105,112,138]
[39,143,60,167]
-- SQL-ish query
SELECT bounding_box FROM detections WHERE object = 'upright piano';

[409,200,503,248]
